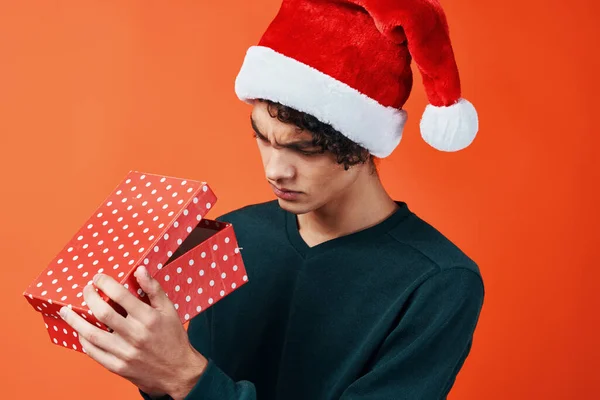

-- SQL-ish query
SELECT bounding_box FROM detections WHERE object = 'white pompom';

[419,98,479,152]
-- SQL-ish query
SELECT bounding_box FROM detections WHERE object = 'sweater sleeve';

[178,305,258,400]
[139,236,258,400]
[139,360,257,400]
[339,267,485,400]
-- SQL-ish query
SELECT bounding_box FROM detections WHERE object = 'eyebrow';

[250,115,317,149]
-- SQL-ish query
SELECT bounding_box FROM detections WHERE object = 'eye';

[252,132,268,142]
[298,149,324,157]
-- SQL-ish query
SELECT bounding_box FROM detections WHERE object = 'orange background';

[1,1,598,399]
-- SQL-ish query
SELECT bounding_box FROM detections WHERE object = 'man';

[60,0,485,399]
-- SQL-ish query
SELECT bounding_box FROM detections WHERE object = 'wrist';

[168,346,208,400]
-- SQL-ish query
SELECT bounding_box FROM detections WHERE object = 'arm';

[339,267,485,400]
[139,276,257,400]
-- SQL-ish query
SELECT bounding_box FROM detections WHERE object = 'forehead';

[251,102,314,143]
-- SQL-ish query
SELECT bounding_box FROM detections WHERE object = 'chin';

[275,198,313,215]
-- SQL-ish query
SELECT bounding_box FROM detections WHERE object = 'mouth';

[269,183,302,201]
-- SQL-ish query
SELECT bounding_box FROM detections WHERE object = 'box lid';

[23,170,217,318]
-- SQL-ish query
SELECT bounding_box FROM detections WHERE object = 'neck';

[296,168,399,246]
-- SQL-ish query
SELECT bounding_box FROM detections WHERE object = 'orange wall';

[1,1,598,398]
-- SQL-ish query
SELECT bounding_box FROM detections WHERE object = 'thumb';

[134,266,171,311]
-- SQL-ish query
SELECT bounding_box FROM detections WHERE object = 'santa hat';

[234,0,479,158]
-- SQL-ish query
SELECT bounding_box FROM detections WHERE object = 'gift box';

[23,171,248,353]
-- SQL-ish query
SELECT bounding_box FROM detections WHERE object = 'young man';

[60,0,484,399]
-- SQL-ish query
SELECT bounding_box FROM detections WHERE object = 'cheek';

[301,159,348,189]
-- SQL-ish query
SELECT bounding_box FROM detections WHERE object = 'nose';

[265,149,295,183]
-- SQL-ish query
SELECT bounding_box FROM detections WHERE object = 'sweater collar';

[284,201,412,258]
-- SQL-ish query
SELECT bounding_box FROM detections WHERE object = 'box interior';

[163,221,223,267]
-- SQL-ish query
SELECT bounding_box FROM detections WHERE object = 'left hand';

[60,265,207,400]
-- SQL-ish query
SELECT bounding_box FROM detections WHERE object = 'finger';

[84,283,130,334]
[61,306,135,360]
[92,273,153,320]
[78,335,128,376]
[60,306,117,353]
[134,266,172,311]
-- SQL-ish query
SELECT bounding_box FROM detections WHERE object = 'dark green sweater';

[141,200,485,399]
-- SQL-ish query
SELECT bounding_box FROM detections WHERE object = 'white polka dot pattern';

[23,171,247,353]
[153,220,247,324]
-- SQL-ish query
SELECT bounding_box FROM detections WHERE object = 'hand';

[60,266,208,400]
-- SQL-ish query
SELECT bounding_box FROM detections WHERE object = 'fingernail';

[138,265,149,278]
[93,273,101,284]
[59,307,68,319]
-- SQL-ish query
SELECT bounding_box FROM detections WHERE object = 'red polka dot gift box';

[22,171,248,353]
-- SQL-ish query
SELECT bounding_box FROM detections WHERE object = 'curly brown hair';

[260,99,379,173]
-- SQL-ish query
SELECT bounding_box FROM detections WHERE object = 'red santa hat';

[234,0,479,157]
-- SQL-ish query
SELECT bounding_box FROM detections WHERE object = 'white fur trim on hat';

[234,46,407,158]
